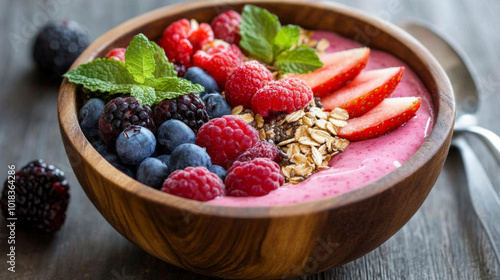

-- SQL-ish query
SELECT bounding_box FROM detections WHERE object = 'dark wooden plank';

[0,0,499,279]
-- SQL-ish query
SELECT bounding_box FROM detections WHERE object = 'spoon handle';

[452,136,500,263]
[455,125,500,165]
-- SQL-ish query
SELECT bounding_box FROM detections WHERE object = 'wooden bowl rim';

[58,0,454,218]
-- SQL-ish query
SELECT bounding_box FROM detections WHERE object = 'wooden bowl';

[57,1,454,278]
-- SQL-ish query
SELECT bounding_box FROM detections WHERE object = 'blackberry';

[174,63,187,77]
[1,160,70,232]
[154,93,209,132]
[99,97,155,147]
[33,21,89,81]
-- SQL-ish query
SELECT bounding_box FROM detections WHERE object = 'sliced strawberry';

[338,97,421,141]
[289,47,370,97]
[322,67,405,118]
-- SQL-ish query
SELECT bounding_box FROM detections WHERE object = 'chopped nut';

[316,38,330,53]
[231,105,244,115]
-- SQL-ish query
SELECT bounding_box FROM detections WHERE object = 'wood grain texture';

[0,0,499,279]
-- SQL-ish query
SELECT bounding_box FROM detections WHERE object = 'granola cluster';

[232,101,350,184]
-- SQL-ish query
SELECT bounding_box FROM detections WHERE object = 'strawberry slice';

[338,97,421,141]
[289,47,370,97]
[322,67,405,118]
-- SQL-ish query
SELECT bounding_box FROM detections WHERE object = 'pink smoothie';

[208,31,435,207]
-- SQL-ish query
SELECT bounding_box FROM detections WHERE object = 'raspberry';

[235,141,281,163]
[153,93,209,132]
[1,160,70,232]
[211,10,242,44]
[188,23,214,50]
[33,20,89,81]
[106,48,126,62]
[158,19,214,67]
[193,43,243,89]
[196,115,259,169]
[251,78,313,118]
[161,167,224,201]
[225,158,284,197]
[99,97,155,147]
[225,61,274,108]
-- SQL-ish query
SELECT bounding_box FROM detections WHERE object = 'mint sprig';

[239,5,323,74]
[63,34,203,106]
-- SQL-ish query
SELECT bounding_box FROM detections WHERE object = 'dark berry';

[33,21,89,81]
[136,158,170,190]
[103,153,136,179]
[91,139,109,156]
[99,97,155,147]
[184,66,220,95]
[157,119,195,152]
[153,93,209,132]
[79,98,105,142]
[174,63,187,77]
[201,93,231,118]
[157,154,171,166]
[161,167,223,201]
[169,143,211,173]
[116,125,156,165]
[1,160,69,232]
[209,165,227,181]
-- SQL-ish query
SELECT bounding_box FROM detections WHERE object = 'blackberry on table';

[153,93,209,132]
[98,97,155,147]
[33,20,89,81]
[1,160,70,233]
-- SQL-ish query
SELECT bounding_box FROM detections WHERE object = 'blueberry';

[157,154,171,166]
[91,139,109,156]
[136,157,170,190]
[202,93,231,118]
[169,143,211,173]
[157,119,196,152]
[116,126,156,165]
[102,152,136,178]
[184,66,219,96]
[209,165,227,181]
[79,98,105,141]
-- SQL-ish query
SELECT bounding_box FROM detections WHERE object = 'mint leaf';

[240,4,281,64]
[63,58,135,93]
[154,77,204,103]
[131,85,156,105]
[275,46,324,74]
[273,24,300,57]
[125,34,155,83]
[150,41,177,78]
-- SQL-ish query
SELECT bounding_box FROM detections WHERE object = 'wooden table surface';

[1,0,500,279]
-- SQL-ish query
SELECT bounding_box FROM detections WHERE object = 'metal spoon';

[400,21,500,263]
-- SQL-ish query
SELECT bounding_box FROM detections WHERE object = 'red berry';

[188,23,214,50]
[251,78,313,118]
[225,158,284,197]
[158,19,214,67]
[193,43,243,89]
[235,141,280,163]
[106,48,126,62]
[211,10,242,44]
[161,167,224,201]
[196,115,259,169]
[225,61,274,108]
